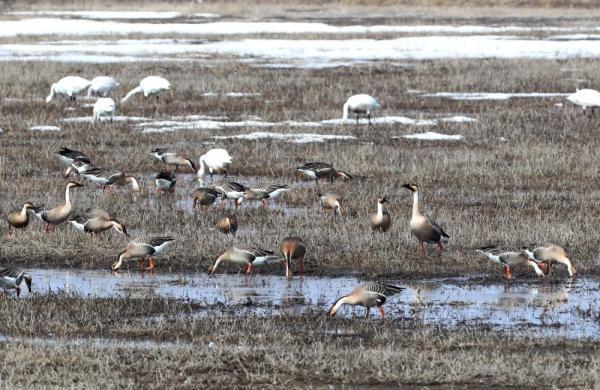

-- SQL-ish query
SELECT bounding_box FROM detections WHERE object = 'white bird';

[197,148,232,184]
[46,76,92,103]
[87,76,119,97]
[342,94,380,124]
[566,89,600,110]
[121,76,170,103]
[93,98,116,122]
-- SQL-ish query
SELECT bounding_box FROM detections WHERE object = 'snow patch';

[6,11,183,19]
[399,132,465,141]
[423,92,570,100]
[212,132,356,143]
[30,125,60,131]
[62,116,148,123]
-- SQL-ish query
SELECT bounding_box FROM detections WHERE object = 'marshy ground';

[1,0,600,387]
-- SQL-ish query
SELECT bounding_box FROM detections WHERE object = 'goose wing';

[147,236,175,247]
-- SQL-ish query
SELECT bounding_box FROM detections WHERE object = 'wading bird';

[87,76,119,97]
[208,245,279,275]
[121,76,170,103]
[328,282,404,319]
[280,237,306,279]
[197,148,232,185]
[476,246,545,280]
[342,94,380,124]
[522,244,576,277]
[239,184,290,209]
[296,162,351,186]
[192,187,223,210]
[0,267,32,297]
[150,148,197,173]
[46,76,92,102]
[112,236,175,272]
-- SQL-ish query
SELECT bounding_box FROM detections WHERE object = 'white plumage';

[198,148,232,183]
[87,76,119,97]
[121,76,171,103]
[46,76,92,103]
[93,98,116,122]
[567,89,600,110]
[342,94,380,123]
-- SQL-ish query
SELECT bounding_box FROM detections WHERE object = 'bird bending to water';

[342,94,380,124]
[121,76,170,103]
[476,246,544,279]
[46,76,92,102]
[112,236,175,271]
[87,76,119,97]
[328,282,404,319]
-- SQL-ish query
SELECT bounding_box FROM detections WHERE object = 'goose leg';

[139,257,146,270]
[16,286,21,298]
[261,199,268,209]
[437,242,444,255]
[379,307,385,319]
[503,265,512,280]
[418,242,425,256]
[147,257,155,271]
[246,262,253,275]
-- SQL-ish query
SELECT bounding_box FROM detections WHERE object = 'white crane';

[121,76,171,103]
[46,76,92,103]
[198,148,232,184]
[342,94,380,124]
[93,98,116,122]
[87,76,119,97]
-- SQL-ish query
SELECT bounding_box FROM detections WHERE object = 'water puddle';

[9,268,600,340]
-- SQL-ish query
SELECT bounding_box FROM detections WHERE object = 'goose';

[81,167,123,188]
[112,236,175,271]
[476,246,545,280]
[401,184,449,256]
[208,245,279,275]
[214,181,247,209]
[55,147,91,169]
[155,171,176,194]
[296,162,352,186]
[106,173,140,192]
[566,89,600,111]
[370,197,391,232]
[319,192,343,221]
[280,237,306,279]
[216,214,238,236]
[29,204,46,224]
[93,98,116,122]
[87,76,119,97]
[342,94,380,124]
[192,187,223,210]
[46,76,92,103]
[239,184,290,209]
[6,202,33,236]
[68,209,128,237]
[0,267,32,297]
[150,148,197,173]
[328,282,404,319]
[64,157,94,178]
[197,148,232,185]
[121,76,170,103]
[522,244,575,277]
[39,181,83,232]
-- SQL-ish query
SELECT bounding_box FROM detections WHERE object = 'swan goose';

[370,197,391,232]
[328,282,404,319]
[39,181,83,232]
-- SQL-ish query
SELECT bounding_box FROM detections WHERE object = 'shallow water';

[10,268,600,340]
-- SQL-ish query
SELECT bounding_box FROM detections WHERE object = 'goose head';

[377,197,389,204]
[67,181,84,189]
[150,148,166,159]
[111,220,129,236]
[334,170,352,181]
[402,183,418,193]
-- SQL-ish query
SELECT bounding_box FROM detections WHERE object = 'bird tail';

[121,86,142,103]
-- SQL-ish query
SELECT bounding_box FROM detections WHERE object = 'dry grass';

[0,58,599,278]
[0,294,598,387]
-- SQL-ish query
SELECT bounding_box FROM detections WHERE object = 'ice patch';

[399,132,465,141]
[6,11,183,20]
[322,116,437,126]
[0,20,579,38]
[212,132,356,143]
[440,115,477,123]
[423,92,571,100]
[30,125,60,131]
[225,92,260,97]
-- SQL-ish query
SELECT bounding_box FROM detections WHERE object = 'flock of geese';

[0,74,578,319]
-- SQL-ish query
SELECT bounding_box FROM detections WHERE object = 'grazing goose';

[68,209,128,237]
[93,97,116,122]
[216,214,238,236]
[55,147,91,169]
[197,148,232,184]
[239,184,290,209]
[81,167,123,188]
[296,162,352,186]
[112,236,175,271]
[342,94,380,124]
[477,246,545,279]
[64,157,94,178]
[192,187,223,210]
[6,202,33,236]
[121,76,170,103]
[150,148,197,173]
[214,181,247,209]
[106,173,140,192]
[567,89,600,111]
[280,237,306,279]
[208,245,279,275]
[0,267,32,297]
[402,184,449,256]
[370,197,391,232]
[328,282,404,319]
[39,181,83,232]
[46,76,92,103]
[319,192,343,221]
[87,76,119,97]
[155,171,176,194]
[522,244,576,277]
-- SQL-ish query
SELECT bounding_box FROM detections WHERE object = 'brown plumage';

[280,237,306,279]
[112,236,175,272]
[328,283,404,319]
[319,192,343,221]
[39,181,83,232]
[208,245,278,275]
[522,244,575,277]
[150,148,197,173]
[216,215,238,236]
[370,197,391,232]
[6,203,33,234]
[192,187,223,210]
